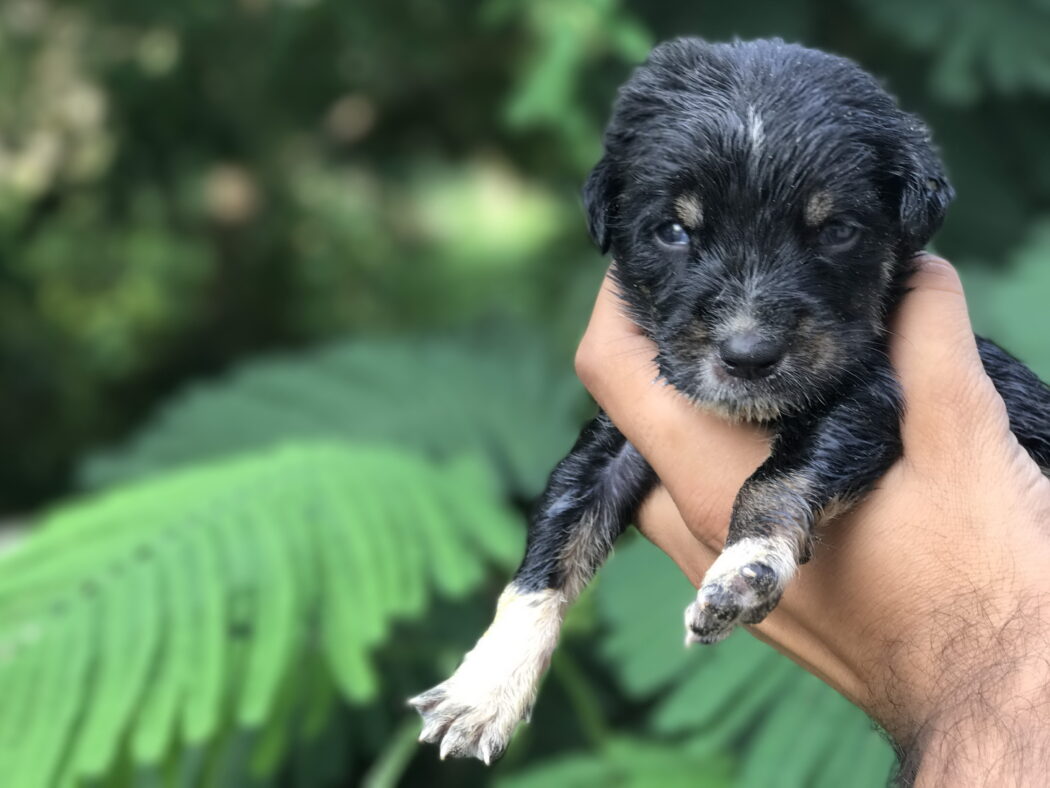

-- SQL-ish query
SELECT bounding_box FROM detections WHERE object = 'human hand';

[575,255,1050,783]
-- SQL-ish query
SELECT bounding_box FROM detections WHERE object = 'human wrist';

[877,583,1050,786]
[901,661,1050,787]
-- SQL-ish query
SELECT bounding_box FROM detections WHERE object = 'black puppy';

[410,37,1050,763]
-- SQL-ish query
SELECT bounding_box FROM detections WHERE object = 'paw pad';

[739,561,778,594]
[685,552,790,644]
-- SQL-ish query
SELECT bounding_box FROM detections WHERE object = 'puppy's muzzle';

[718,332,786,380]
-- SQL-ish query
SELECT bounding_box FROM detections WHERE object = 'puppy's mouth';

[658,343,809,423]
[654,313,852,422]
[710,359,771,384]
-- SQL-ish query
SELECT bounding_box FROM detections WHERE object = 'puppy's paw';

[409,585,565,764]
[684,562,782,644]
[409,676,527,764]
[684,537,797,644]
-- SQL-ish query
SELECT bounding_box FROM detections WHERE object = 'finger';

[889,254,981,398]
[574,267,659,410]
[576,266,769,540]
[636,485,718,587]
[889,254,1012,459]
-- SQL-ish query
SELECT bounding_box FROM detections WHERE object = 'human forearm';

[580,257,1050,784]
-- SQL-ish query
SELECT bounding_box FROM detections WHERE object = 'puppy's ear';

[897,123,954,251]
[582,155,617,254]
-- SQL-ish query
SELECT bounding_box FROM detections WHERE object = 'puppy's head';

[584,38,953,421]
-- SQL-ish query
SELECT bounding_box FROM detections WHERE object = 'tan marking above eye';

[674,194,703,229]
[804,191,835,226]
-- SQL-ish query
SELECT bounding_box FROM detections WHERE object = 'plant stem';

[551,650,610,746]
[360,716,420,788]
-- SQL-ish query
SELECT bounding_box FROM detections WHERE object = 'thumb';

[889,254,1013,461]
[889,254,982,401]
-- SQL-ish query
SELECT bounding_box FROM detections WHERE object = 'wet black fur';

[513,38,1050,637]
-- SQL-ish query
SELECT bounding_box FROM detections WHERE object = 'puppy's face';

[585,39,953,421]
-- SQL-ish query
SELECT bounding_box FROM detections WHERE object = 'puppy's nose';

[718,333,785,379]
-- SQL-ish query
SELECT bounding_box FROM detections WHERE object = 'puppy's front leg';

[410,413,655,763]
[685,371,904,644]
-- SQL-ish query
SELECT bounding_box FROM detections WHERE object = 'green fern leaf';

[498,737,734,788]
[0,442,521,787]
[79,334,582,497]
[182,517,230,748]
[236,501,299,728]
[68,561,161,781]
[130,532,195,765]
[738,678,846,787]
[18,600,89,788]
[7,610,61,787]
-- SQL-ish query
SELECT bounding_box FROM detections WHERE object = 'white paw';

[409,673,529,764]
[684,536,797,644]
[409,585,566,763]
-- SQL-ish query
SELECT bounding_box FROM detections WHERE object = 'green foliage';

[0,0,619,510]
[966,220,1050,379]
[14,192,211,377]
[5,0,1050,510]
[498,738,733,788]
[80,332,583,495]
[5,0,1050,785]
[0,442,521,787]
[491,0,653,166]
[852,0,1050,103]
[596,537,896,788]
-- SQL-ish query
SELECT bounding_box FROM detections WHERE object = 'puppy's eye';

[655,222,690,247]
[818,220,860,251]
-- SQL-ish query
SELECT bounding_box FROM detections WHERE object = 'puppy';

[410,37,1050,764]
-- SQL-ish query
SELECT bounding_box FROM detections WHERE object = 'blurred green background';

[1,0,1049,786]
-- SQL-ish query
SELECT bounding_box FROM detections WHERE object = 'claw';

[438,733,459,761]
[418,715,450,744]
[407,688,440,713]
[479,739,496,766]
[408,585,566,763]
